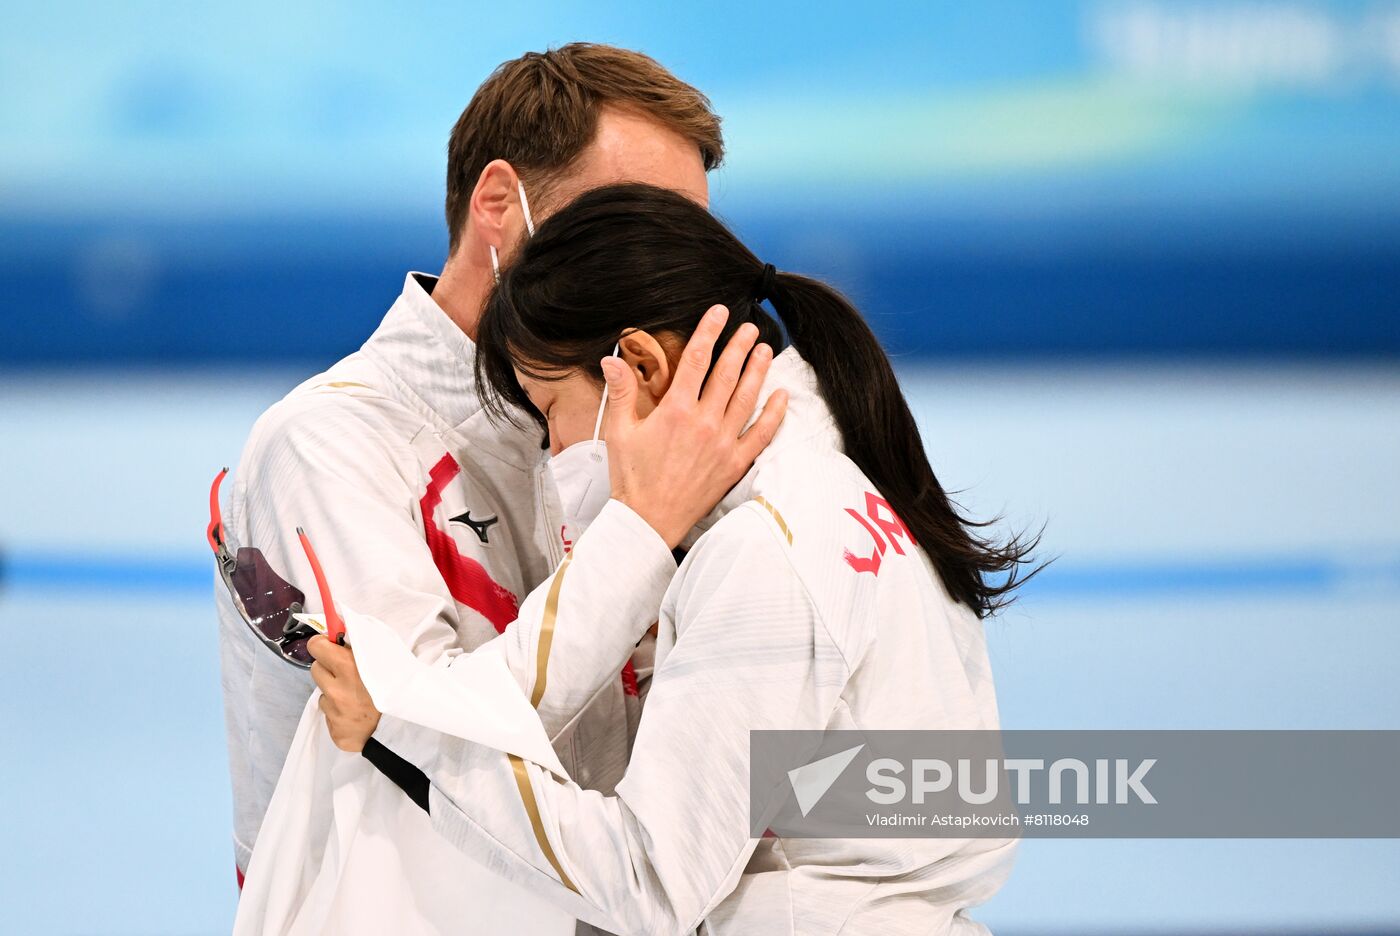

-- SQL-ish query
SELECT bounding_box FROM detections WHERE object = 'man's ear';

[617,330,673,408]
[468,159,520,253]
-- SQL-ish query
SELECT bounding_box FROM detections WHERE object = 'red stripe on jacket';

[421,452,638,695]
[420,454,520,633]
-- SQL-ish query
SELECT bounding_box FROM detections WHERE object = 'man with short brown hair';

[215,43,778,888]
[443,43,723,249]
[432,43,724,346]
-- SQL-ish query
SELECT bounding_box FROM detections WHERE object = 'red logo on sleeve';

[421,453,519,632]
[842,492,914,577]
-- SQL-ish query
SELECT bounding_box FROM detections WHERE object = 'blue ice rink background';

[2,2,1399,933]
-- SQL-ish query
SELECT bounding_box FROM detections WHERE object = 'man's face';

[544,106,710,214]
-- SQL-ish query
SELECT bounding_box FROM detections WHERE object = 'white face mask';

[550,343,619,549]
[495,182,613,547]
[490,180,535,282]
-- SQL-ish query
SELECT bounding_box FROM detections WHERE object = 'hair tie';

[755,263,778,303]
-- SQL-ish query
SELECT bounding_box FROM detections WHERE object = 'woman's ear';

[617,330,673,414]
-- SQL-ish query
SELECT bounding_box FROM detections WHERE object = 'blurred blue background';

[1,1,1398,933]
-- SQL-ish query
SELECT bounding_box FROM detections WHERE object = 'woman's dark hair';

[476,183,1038,616]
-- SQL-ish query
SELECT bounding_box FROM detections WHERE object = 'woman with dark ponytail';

[477,183,1034,617]
[332,183,1033,934]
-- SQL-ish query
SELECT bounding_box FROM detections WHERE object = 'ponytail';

[764,271,1038,616]
[476,181,1038,616]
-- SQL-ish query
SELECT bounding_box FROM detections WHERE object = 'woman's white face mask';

[550,347,617,547]
[493,179,615,545]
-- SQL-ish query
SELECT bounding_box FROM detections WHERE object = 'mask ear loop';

[488,181,534,285]
[590,342,620,460]
[518,180,535,236]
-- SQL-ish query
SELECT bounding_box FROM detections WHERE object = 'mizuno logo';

[450,510,499,544]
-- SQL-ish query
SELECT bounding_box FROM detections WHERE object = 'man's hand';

[308,635,380,753]
[601,305,788,549]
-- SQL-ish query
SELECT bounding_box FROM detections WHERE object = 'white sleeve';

[392,507,851,936]
[487,498,677,739]
[244,393,676,722]
[223,392,473,871]
[227,391,675,871]
[237,393,465,660]
[240,389,680,733]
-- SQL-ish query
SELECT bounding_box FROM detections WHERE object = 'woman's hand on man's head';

[599,304,788,549]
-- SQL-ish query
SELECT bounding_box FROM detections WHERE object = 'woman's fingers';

[701,323,760,418]
[721,340,773,433]
[737,388,789,466]
[598,306,789,549]
[311,641,378,752]
[307,634,333,665]
[310,659,333,693]
[307,634,347,676]
[666,305,728,404]
[600,355,640,439]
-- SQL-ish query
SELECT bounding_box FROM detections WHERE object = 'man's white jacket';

[369,349,1018,936]
[216,273,650,875]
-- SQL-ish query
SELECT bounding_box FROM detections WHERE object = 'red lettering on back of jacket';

[843,492,914,576]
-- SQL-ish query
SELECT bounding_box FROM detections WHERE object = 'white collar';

[684,347,840,545]
[361,273,545,471]
[360,272,481,433]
